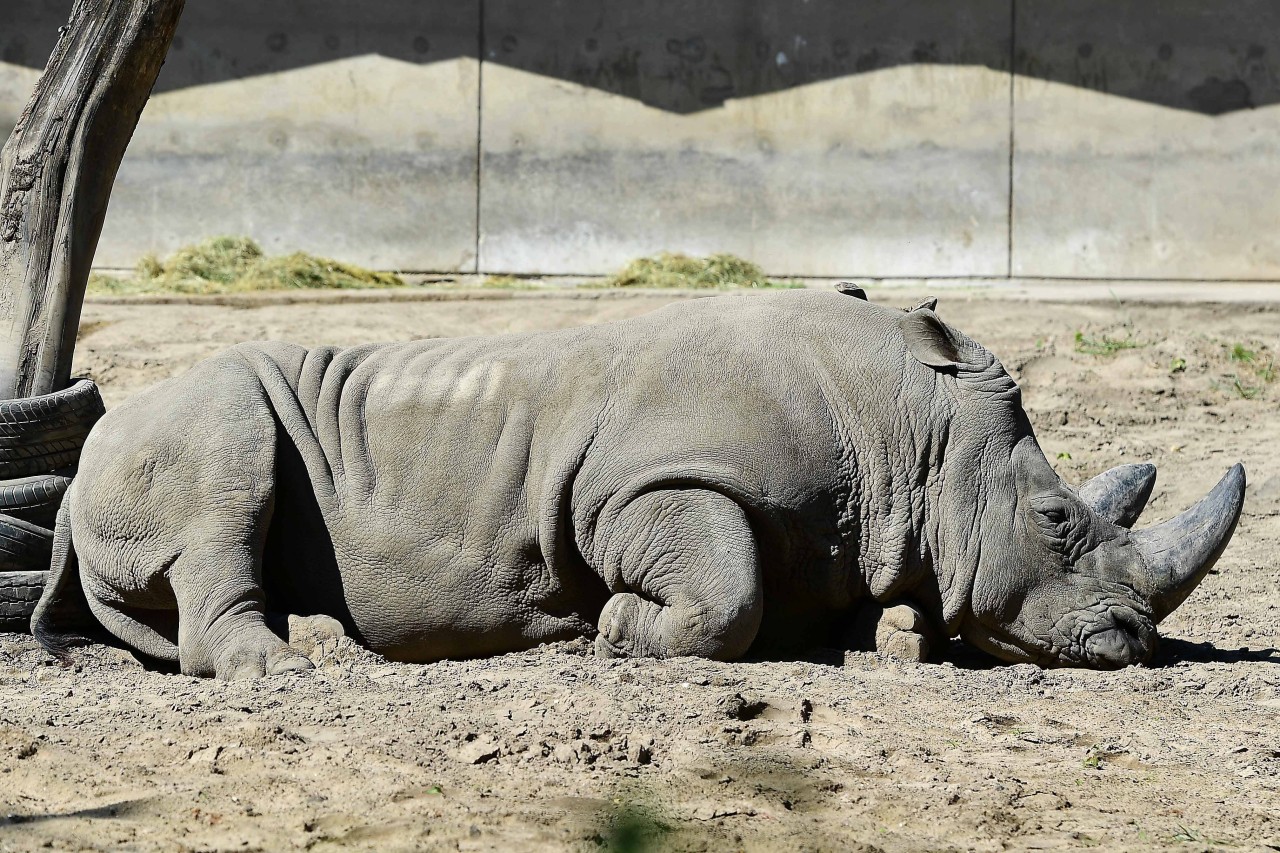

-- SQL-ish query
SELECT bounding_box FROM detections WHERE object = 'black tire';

[0,471,72,528]
[0,379,104,433]
[0,380,104,480]
[0,514,53,572]
[0,570,45,631]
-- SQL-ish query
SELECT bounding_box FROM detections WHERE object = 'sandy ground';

[1,288,1278,852]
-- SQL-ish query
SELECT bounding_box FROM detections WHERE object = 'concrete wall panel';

[5,1,481,272]
[480,0,1013,277]
[1013,0,1280,279]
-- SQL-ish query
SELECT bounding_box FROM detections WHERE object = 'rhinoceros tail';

[32,488,99,662]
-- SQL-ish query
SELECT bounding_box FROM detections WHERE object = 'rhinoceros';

[32,289,1245,678]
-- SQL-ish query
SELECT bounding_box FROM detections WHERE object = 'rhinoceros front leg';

[846,599,940,663]
[592,489,762,661]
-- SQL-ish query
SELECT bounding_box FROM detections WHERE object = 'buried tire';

[0,570,46,631]
[0,514,54,572]
[0,379,102,632]
[0,514,55,630]
[0,472,72,528]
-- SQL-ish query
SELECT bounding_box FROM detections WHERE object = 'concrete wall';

[1013,0,1280,280]
[2,1,1278,279]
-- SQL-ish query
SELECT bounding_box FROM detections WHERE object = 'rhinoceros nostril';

[1084,628,1144,669]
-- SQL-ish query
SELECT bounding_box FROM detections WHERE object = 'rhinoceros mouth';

[1081,626,1154,669]
[963,600,1157,669]
[1055,603,1156,669]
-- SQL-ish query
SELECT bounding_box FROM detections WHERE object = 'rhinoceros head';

[899,303,1246,669]
[962,443,1245,669]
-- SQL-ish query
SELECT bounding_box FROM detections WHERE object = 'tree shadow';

[1,798,150,826]
[5,0,1278,115]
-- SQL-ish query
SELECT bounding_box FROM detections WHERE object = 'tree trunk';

[0,0,184,400]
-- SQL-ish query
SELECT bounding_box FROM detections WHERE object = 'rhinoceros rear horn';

[1079,463,1157,528]
[1132,463,1246,622]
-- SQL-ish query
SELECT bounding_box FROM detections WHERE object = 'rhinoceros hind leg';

[158,412,309,678]
[166,528,314,680]
[174,577,315,680]
[591,489,762,661]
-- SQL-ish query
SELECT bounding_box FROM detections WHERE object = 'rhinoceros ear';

[899,307,973,370]
[836,282,868,300]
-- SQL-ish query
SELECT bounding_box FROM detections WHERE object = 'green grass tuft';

[1216,341,1277,400]
[1073,331,1145,357]
[594,252,803,290]
[1230,343,1257,363]
[88,236,404,296]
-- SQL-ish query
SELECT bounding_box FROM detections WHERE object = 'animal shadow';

[929,637,1279,670]
[1151,637,1279,666]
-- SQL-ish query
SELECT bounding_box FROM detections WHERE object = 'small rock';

[719,693,768,721]
[187,745,223,774]
[627,743,652,766]
[551,743,579,766]
[456,735,500,765]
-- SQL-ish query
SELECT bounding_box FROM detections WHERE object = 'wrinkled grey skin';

[32,291,1245,678]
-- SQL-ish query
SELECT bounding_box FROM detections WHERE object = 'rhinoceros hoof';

[846,601,934,663]
[218,642,315,681]
[878,627,930,662]
[594,633,626,659]
[874,603,933,663]
[595,592,663,659]
[596,592,638,658]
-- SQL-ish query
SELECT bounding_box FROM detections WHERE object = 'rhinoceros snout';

[1083,625,1152,669]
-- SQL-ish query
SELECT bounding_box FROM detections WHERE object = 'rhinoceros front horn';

[1079,463,1158,528]
[1132,463,1246,622]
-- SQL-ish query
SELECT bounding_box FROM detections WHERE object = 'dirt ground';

[1,288,1278,852]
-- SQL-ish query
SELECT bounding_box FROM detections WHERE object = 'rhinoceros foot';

[222,643,315,681]
[846,600,938,664]
[875,603,933,663]
[193,615,316,681]
[594,592,657,659]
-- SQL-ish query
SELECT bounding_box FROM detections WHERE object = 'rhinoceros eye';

[1031,498,1074,547]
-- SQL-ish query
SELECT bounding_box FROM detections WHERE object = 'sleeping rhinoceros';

[32,288,1244,678]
